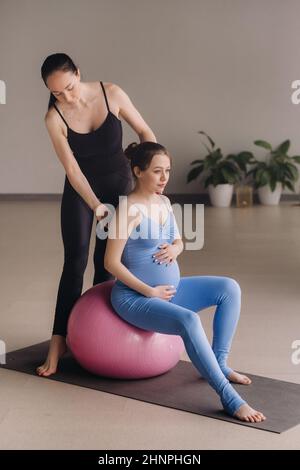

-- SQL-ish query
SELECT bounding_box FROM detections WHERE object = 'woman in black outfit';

[37,53,157,376]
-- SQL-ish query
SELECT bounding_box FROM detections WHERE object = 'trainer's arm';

[45,111,101,211]
[110,83,157,143]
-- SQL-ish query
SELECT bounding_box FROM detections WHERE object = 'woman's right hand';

[150,285,177,301]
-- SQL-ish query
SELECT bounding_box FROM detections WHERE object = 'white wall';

[1,0,300,194]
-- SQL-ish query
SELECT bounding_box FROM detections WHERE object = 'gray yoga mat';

[1,341,300,433]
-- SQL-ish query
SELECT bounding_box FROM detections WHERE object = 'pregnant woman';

[37,53,156,376]
[104,141,266,423]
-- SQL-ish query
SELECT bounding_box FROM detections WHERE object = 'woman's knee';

[180,311,201,336]
[221,277,241,298]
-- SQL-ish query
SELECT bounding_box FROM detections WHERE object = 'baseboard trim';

[0,193,299,206]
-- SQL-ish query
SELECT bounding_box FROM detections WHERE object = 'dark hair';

[41,53,78,110]
[124,142,172,179]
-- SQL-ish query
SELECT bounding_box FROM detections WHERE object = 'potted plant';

[248,139,300,205]
[187,131,241,207]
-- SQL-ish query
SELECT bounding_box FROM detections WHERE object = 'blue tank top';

[115,195,181,290]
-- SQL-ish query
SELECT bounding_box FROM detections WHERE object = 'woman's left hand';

[152,243,179,265]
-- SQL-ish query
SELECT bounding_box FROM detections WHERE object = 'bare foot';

[234,404,266,423]
[36,335,67,377]
[228,370,252,385]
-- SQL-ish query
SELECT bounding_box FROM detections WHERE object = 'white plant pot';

[208,184,234,207]
[257,182,282,206]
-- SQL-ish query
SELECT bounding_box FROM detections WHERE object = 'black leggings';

[52,170,133,336]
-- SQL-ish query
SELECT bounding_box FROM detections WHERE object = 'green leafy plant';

[248,140,300,192]
[187,131,247,187]
[226,151,256,185]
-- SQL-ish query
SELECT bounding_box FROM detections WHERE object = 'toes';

[42,367,56,376]
[230,372,252,385]
[37,366,50,376]
[243,376,251,384]
[235,407,266,423]
[252,412,265,422]
[234,405,266,423]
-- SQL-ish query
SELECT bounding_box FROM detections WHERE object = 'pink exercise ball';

[66,280,184,379]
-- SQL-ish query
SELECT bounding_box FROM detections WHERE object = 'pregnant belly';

[117,260,181,289]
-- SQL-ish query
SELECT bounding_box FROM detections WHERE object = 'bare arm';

[110,83,157,143]
[45,110,102,211]
[104,203,154,297]
[171,239,184,257]
[163,195,184,257]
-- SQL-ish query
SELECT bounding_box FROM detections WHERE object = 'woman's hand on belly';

[152,243,181,265]
[149,285,177,301]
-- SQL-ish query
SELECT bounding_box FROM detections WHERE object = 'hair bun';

[124,142,139,160]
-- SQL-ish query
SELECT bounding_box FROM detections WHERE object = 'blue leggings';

[111,275,247,415]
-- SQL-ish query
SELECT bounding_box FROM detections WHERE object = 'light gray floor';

[0,199,300,449]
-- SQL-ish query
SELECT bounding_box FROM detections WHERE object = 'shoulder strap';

[53,103,69,128]
[100,81,110,112]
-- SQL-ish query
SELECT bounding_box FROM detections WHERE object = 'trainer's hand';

[94,203,110,222]
[150,285,177,301]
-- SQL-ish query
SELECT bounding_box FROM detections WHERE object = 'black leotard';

[52,81,133,336]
